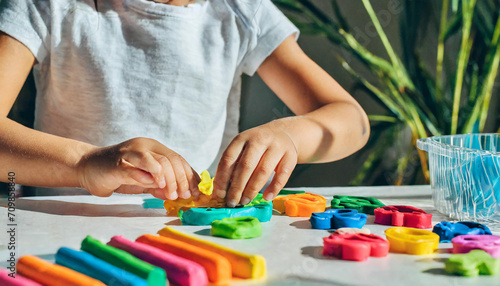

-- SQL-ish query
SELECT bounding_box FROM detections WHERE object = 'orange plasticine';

[17,256,105,286]
[136,234,232,284]
[273,193,326,217]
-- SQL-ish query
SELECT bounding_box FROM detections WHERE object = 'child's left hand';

[212,120,298,207]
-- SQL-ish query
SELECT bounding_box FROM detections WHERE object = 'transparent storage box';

[417,133,500,229]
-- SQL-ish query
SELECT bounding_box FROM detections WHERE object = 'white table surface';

[1,185,499,286]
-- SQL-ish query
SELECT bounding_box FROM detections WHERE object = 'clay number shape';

[384,227,439,255]
[323,233,389,261]
[273,193,326,217]
[433,221,492,242]
[330,195,385,215]
[374,205,432,229]
[452,235,500,258]
[310,209,367,230]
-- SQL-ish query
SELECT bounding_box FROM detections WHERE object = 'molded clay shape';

[322,233,389,261]
[180,194,272,225]
[310,209,367,230]
[374,205,432,229]
[0,269,43,286]
[273,193,326,217]
[17,255,105,286]
[81,236,166,286]
[385,227,439,255]
[333,227,371,235]
[137,234,231,284]
[330,195,385,215]
[158,227,266,279]
[211,217,262,239]
[108,235,208,286]
[56,247,148,286]
[445,250,500,276]
[452,235,500,258]
[433,221,492,242]
[163,170,224,215]
[278,189,306,195]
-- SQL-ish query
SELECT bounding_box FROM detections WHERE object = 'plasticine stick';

[0,269,43,286]
[158,227,266,279]
[108,235,208,286]
[81,235,166,286]
[55,247,148,286]
[17,255,105,286]
[136,234,231,284]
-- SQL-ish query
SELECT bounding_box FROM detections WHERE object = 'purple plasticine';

[452,235,500,258]
[0,269,42,286]
[107,236,208,286]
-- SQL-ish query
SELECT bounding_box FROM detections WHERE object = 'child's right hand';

[76,137,200,200]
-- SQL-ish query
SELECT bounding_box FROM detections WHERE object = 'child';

[0,0,369,207]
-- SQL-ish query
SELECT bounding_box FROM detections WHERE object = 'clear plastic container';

[417,133,500,229]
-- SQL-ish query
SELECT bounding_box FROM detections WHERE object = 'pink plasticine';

[0,270,42,286]
[107,236,208,286]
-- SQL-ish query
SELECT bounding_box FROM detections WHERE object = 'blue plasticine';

[180,201,273,226]
[55,247,148,286]
[142,198,164,209]
[433,221,492,242]
[310,209,367,230]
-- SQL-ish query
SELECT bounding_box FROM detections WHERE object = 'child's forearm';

[0,117,96,187]
[268,101,369,164]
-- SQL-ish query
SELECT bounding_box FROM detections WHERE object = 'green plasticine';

[211,217,262,239]
[81,236,167,286]
[180,194,272,225]
[330,195,385,215]
[445,250,500,276]
[278,189,306,195]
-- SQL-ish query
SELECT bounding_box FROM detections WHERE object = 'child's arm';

[213,35,370,207]
[0,33,200,199]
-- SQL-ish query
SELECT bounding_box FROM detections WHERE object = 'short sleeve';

[239,0,299,76]
[0,0,49,63]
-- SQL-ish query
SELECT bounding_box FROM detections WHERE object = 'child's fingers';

[240,148,283,205]
[146,188,168,200]
[118,158,157,187]
[213,138,245,200]
[151,153,178,199]
[224,144,266,208]
[167,154,191,199]
[183,162,201,197]
[262,150,296,201]
[121,152,163,186]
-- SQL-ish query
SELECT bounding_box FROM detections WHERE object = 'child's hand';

[77,137,200,199]
[213,121,298,207]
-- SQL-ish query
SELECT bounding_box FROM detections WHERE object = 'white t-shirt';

[0,0,298,173]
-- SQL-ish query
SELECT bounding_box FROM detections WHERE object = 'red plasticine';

[323,233,389,261]
[374,205,432,229]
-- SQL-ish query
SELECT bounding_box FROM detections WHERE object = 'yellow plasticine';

[163,170,224,216]
[158,227,266,280]
[385,227,439,255]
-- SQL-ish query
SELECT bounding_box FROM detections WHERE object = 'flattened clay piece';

[445,250,500,276]
[158,227,266,279]
[433,221,492,242]
[211,216,262,239]
[310,209,367,230]
[56,247,148,286]
[323,233,389,261]
[374,205,432,229]
[331,195,385,215]
[137,234,231,284]
[384,227,439,255]
[0,269,42,286]
[333,227,371,235]
[452,235,500,258]
[273,193,326,217]
[278,189,306,195]
[81,236,166,286]
[142,198,164,209]
[108,235,208,286]
[180,195,272,226]
[17,255,105,286]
